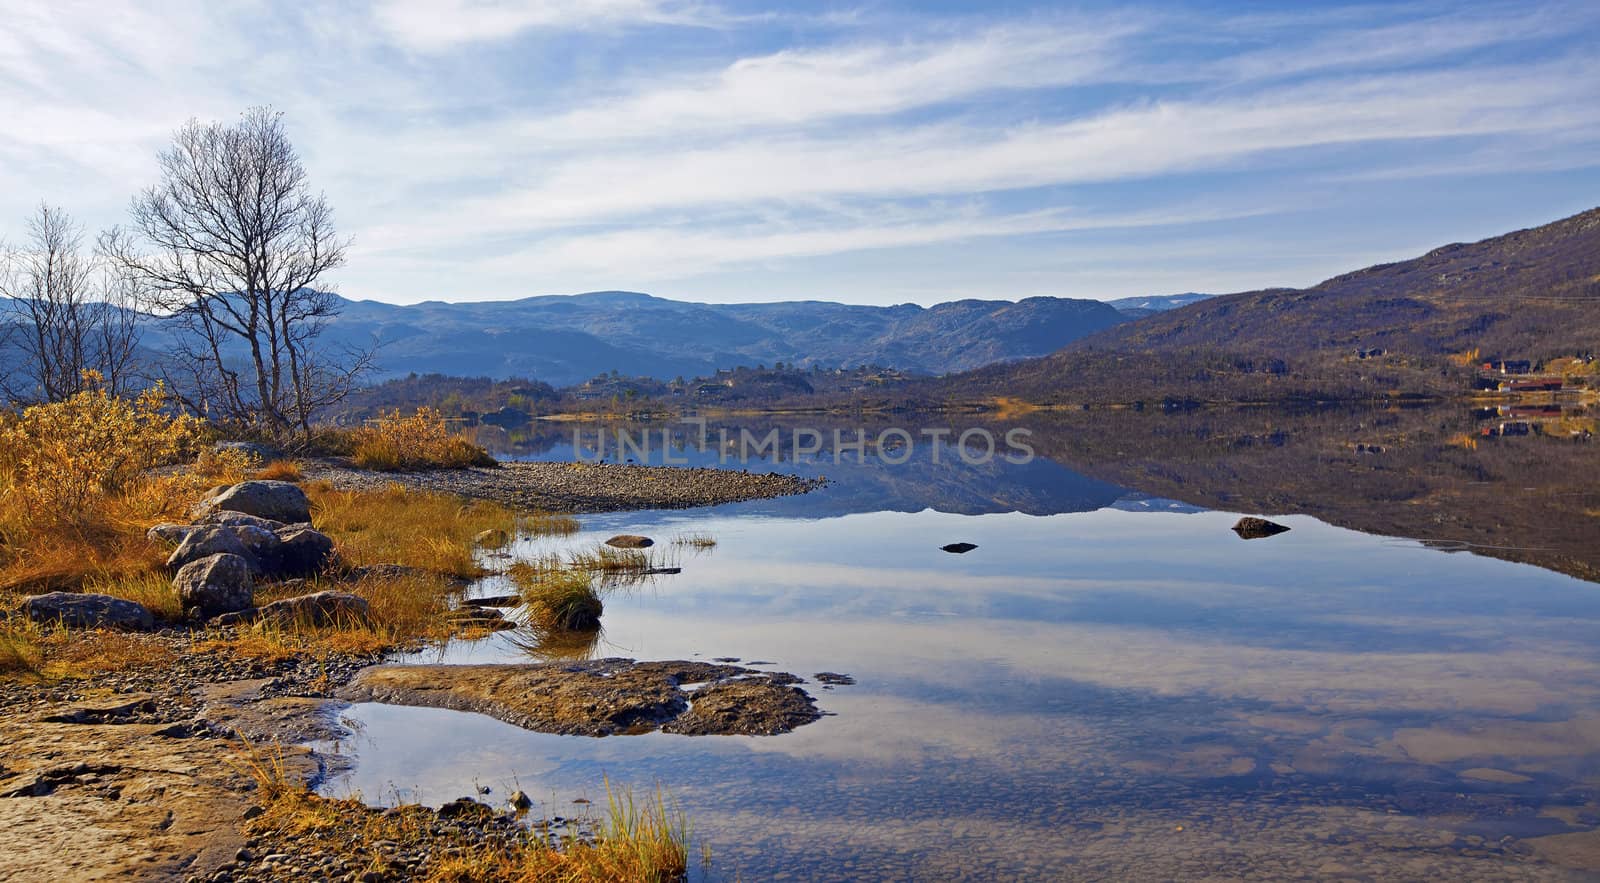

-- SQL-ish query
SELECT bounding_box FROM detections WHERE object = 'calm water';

[317,408,1600,880]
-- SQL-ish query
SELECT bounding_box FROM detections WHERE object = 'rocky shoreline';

[300,458,823,513]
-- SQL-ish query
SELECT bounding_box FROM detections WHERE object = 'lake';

[316,405,1600,880]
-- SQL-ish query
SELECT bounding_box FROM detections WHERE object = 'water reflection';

[316,404,1600,879]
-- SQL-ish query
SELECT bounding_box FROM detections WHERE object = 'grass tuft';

[256,459,305,482]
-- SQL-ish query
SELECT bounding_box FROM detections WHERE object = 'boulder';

[231,525,283,563]
[192,481,312,526]
[196,511,288,532]
[147,523,197,546]
[267,527,335,576]
[1232,517,1291,540]
[604,534,654,549]
[166,526,253,571]
[173,553,254,617]
[19,593,155,631]
[221,591,370,628]
[940,542,978,554]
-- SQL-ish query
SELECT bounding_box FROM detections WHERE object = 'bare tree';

[105,107,370,437]
[0,203,142,402]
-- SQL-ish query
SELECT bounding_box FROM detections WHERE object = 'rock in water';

[20,593,155,631]
[1232,517,1291,539]
[174,553,254,617]
[605,534,654,549]
[941,542,978,554]
[192,480,312,525]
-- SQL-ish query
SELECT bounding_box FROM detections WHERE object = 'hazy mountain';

[318,291,1127,385]
[1104,293,1213,318]
[942,206,1600,403]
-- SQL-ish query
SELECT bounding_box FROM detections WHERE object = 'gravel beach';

[301,458,822,513]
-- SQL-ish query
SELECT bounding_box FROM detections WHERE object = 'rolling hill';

[317,291,1127,385]
[943,206,1600,403]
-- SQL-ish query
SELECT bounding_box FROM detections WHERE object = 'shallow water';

[317,408,1600,879]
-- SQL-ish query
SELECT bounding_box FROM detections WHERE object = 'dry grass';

[256,459,305,482]
[510,567,602,632]
[0,617,175,679]
[84,570,184,621]
[350,408,496,471]
[670,531,717,550]
[240,743,692,883]
[308,482,519,579]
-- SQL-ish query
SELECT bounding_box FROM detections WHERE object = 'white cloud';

[356,56,1600,254]
[528,20,1143,141]
[370,0,720,51]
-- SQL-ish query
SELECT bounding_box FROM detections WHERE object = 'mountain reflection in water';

[315,403,1600,880]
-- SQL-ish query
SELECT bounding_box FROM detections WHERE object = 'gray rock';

[147,523,197,546]
[268,527,335,576]
[196,511,288,532]
[508,790,533,811]
[19,592,156,631]
[231,525,283,563]
[1232,516,1291,540]
[192,480,312,525]
[166,526,252,571]
[604,534,654,549]
[173,553,254,617]
[223,591,370,628]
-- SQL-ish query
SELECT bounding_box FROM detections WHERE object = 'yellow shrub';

[349,408,495,471]
[0,379,203,526]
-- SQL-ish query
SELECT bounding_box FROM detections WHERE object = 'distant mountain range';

[944,206,1600,403]
[318,291,1131,385]
[1104,293,1213,318]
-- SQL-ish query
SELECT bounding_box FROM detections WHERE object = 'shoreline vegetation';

[0,395,809,881]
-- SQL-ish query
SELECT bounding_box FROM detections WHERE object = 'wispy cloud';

[370,0,724,51]
[0,0,1597,303]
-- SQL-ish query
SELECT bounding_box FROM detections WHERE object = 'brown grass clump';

[83,571,184,621]
[309,482,518,579]
[350,408,496,471]
[0,618,175,679]
[255,459,305,482]
[512,567,603,632]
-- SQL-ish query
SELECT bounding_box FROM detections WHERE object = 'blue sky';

[2,0,1597,306]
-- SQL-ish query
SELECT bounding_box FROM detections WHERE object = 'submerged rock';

[1232,516,1292,540]
[192,480,312,525]
[19,592,155,631]
[338,658,823,737]
[604,534,654,549]
[174,553,254,618]
[940,542,978,554]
